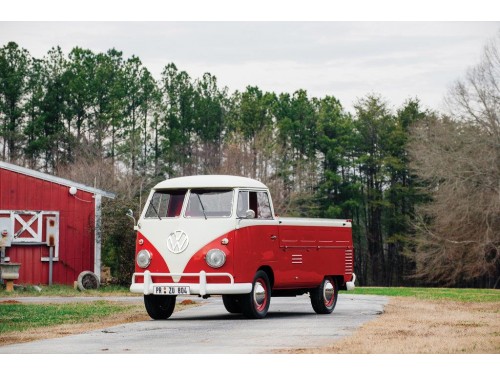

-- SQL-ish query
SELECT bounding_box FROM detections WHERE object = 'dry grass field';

[284,297,500,354]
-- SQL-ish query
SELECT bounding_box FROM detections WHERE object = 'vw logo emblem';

[167,230,189,254]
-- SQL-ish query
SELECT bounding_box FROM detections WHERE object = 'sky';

[1,2,499,114]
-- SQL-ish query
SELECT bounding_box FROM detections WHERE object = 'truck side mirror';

[245,209,255,219]
[126,209,138,230]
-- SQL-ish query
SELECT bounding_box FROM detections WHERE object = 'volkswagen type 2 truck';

[130,175,355,319]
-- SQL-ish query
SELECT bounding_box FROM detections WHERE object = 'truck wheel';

[144,295,176,320]
[222,295,242,313]
[310,277,338,314]
[241,270,271,319]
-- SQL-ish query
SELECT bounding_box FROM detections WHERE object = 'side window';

[237,191,249,217]
[237,190,273,219]
[256,191,272,219]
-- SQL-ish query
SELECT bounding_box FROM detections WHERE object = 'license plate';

[153,286,190,295]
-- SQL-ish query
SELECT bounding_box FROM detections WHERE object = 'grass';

[0,284,201,347]
[3,283,498,301]
[342,286,500,302]
[0,300,136,334]
[0,283,134,297]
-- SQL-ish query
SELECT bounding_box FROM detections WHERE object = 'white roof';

[0,161,115,198]
[153,175,268,190]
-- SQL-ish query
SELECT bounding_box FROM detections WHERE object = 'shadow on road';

[167,310,320,321]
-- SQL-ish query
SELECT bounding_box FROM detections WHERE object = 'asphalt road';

[0,294,388,354]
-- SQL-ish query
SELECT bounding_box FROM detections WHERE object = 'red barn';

[0,161,115,285]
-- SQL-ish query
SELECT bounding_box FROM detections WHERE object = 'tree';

[159,63,196,176]
[65,47,95,142]
[37,46,71,172]
[193,72,228,173]
[353,95,396,285]
[316,95,355,219]
[409,33,500,288]
[0,42,30,162]
[89,49,124,158]
[384,99,427,285]
[23,57,47,168]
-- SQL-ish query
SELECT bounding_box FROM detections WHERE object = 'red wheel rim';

[253,278,268,312]
[323,279,335,307]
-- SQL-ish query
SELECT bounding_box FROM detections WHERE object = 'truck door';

[233,190,279,282]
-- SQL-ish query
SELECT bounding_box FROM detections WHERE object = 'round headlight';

[205,249,226,268]
[137,249,152,268]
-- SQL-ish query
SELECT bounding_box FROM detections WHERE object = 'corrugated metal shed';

[0,161,115,285]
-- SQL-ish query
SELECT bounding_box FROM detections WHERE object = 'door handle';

[270,235,277,240]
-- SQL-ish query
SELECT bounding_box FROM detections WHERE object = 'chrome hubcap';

[323,280,334,303]
[253,281,266,307]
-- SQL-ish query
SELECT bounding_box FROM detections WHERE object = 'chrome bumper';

[130,270,252,296]
[345,273,356,291]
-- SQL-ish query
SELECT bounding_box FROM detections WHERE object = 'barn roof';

[0,161,115,199]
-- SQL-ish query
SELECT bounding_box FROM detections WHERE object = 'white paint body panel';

[153,175,267,190]
[138,217,235,282]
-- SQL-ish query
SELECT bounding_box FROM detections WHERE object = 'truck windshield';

[185,189,233,218]
[145,189,187,218]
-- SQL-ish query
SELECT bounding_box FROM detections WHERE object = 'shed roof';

[153,175,267,190]
[0,161,115,199]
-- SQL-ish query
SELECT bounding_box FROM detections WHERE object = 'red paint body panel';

[136,222,354,290]
[0,168,96,285]
[180,232,235,284]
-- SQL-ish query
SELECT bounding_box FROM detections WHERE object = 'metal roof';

[153,175,268,190]
[0,161,115,199]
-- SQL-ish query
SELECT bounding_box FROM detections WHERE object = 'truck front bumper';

[130,270,252,297]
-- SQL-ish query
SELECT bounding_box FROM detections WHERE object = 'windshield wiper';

[196,193,208,220]
[148,201,162,220]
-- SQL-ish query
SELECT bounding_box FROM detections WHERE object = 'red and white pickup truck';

[130,175,355,319]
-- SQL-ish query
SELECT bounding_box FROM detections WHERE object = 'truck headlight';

[137,249,152,268]
[205,249,226,268]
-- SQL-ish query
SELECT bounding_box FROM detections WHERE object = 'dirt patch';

[280,297,500,354]
[0,300,21,304]
[180,299,197,305]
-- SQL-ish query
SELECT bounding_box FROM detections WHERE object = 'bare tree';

[409,32,500,287]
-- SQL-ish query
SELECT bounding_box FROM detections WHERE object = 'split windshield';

[144,189,233,219]
[186,189,233,218]
[145,189,187,218]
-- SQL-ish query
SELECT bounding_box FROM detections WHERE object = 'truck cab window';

[145,189,187,218]
[237,191,249,217]
[237,191,273,219]
[185,189,233,218]
[257,191,272,219]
